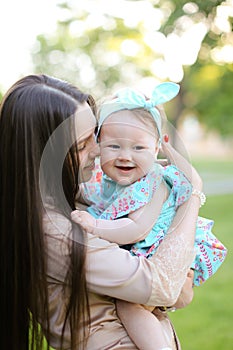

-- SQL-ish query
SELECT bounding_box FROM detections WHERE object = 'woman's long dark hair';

[0,74,95,349]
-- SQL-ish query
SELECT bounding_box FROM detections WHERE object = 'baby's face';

[99,110,159,186]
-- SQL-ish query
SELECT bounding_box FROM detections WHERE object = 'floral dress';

[83,159,227,286]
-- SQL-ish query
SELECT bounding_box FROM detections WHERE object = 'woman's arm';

[71,181,168,244]
[146,137,202,306]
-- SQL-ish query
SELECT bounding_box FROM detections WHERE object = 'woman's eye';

[78,142,86,151]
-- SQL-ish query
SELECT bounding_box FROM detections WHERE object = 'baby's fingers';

[161,134,177,160]
[71,210,82,223]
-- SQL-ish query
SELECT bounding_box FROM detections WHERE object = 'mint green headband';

[98,82,180,141]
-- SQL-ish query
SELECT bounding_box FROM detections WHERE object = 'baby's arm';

[71,181,168,245]
[116,300,171,350]
[115,268,194,350]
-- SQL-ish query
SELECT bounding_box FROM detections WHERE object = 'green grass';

[170,192,233,350]
[192,158,233,177]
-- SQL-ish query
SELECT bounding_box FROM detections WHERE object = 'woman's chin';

[79,169,93,183]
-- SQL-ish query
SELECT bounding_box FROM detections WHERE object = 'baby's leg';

[116,300,172,350]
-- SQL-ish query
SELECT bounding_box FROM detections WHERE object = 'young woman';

[0,74,202,350]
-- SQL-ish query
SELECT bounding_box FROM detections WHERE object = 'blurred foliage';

[183,63,233,136]
[32,0,233,136]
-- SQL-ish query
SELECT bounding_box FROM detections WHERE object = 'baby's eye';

[108,144,120,149]
[134,145,145,150]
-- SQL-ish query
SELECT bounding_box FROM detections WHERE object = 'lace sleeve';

[147,232,195,306]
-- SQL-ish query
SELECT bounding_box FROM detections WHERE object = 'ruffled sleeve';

[81,157,103,206]
[192,216,227,286]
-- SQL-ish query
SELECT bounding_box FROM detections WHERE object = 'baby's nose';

[117,149,132,161]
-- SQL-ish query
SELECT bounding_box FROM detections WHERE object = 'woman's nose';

[90,140,100,158]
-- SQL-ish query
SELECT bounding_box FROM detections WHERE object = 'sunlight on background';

[0,0,232,92]
[0,0,60,91]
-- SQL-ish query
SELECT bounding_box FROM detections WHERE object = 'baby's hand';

[161,134,203,191]
[71,209,96,233]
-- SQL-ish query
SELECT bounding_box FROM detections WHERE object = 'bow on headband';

[98,82,180,141]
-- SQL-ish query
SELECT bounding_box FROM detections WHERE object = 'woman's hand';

[173,269,194,309]
[161,134,203,191]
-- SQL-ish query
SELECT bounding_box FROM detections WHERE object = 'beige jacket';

[43,206,194,349]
